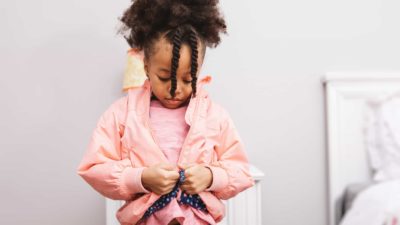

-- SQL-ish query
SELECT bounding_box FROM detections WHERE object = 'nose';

[169,80,183,96]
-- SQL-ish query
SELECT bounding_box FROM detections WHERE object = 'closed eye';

[158,76,170,82]
[158,76,192,84]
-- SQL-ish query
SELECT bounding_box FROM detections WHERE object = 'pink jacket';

[77,76,255,225]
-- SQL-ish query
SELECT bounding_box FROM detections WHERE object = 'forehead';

[150,38,174,65]
[147,36,204,65]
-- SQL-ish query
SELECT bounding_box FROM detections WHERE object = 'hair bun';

[171,3,190,20]
[117,0,227,49]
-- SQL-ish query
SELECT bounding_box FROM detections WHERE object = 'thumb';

[166,170,180,180]
[159,163,177,171]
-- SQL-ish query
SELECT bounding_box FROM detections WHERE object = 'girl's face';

[144,37,204,109]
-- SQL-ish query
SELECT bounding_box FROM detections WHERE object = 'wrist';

[141,168,150,190]
[205,166,213,188]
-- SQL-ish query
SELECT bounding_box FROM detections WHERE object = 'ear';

[143,62,149,78]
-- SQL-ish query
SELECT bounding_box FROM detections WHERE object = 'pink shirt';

[137,100,216,225]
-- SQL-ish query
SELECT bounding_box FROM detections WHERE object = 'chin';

[162,103,181,109]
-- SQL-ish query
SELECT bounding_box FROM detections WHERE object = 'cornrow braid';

[189,29,198,97]
[170,29,182,98]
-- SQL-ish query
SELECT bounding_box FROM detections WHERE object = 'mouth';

[165,98,183,104]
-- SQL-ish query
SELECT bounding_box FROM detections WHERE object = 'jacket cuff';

[121,167,151,195]
[204,165,229,192]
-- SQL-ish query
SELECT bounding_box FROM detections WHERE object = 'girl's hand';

[180,164,213,195]
[141,163,180,195]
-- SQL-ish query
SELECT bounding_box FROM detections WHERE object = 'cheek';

[182,84,193,94]
[151,80,169,92]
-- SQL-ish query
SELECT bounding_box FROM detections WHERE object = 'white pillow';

[364,91,400,182]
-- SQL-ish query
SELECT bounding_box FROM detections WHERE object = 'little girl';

[77,1,254,225]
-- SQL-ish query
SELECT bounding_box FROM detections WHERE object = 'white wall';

[1,0,399,224]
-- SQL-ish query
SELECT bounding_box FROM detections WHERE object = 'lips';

[166,97,182,101]
[165,98,182,103]
[164,98,183,105]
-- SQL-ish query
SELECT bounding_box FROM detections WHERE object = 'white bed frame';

[106,164,264,225]
[323,72,400,225]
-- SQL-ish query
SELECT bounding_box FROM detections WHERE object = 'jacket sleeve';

[204,110,255,200]
[77,97,150,200]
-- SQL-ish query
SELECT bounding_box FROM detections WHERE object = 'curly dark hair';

[117,0,227,97]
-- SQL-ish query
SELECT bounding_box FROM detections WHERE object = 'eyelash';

[159,77,170,82]
[158,76,192,84]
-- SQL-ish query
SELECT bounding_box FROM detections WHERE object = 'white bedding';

[364,91,400,182]
[339,90,400,225]
[339,180,400,225]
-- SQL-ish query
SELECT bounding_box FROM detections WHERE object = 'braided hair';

[170,29,181,97]
[117,0,227,97]
[189,29,198,96]
[168,27,199,97]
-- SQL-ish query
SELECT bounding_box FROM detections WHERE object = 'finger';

[166,170,180,180]
[168,178,178,186]
[163,185,174,194]
[155,188,166,195]
[183,176,193,184]
[163,182,177,192]
[182,187,195,195]
[180,183,191,192]
[184,167,193,178]
[182,180,194,189]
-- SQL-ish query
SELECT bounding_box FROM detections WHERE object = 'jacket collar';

[128,75,212,126]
